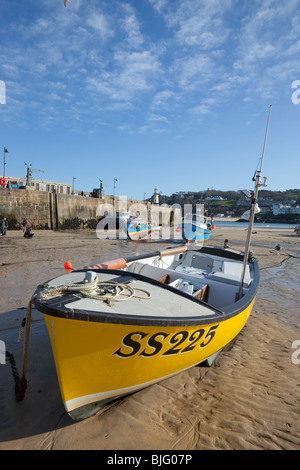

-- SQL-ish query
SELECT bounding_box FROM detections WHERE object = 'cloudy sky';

[0,0,300,199]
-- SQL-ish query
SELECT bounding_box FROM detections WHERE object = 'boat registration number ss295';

[113,325,219,358]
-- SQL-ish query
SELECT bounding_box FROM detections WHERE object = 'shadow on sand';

[1,309,74,444]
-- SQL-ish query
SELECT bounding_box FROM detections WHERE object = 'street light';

[99,179,103,199]
[72,176,76,194]
[113,177,117,198]
[3,147,8,178]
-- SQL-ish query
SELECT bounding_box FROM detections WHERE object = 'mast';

[238,105,272,299]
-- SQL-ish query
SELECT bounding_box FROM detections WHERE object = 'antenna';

[238,105,272,299]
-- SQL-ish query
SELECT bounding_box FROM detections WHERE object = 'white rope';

[39,279,151,303]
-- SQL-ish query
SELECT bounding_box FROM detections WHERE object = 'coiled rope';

[39,279,151,305]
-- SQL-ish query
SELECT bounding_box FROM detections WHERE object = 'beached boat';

[98,212,160,240]
[16,107,271,421]
[126,217,159,240]
[176,212,213,242]
[99,211,131,230]
[31,244,259,420]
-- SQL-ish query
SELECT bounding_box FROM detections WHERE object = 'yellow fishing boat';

[31,244,259,420]
[16,106,271,421]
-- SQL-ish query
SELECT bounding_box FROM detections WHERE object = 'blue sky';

[0,0,300,200]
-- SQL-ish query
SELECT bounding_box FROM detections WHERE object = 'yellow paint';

[43,298,255,413]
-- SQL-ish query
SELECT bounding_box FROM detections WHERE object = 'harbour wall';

[0,188,180,230]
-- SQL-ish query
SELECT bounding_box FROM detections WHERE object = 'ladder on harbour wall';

[49,193,58,230]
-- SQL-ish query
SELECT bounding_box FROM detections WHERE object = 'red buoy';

[64,261,72,269]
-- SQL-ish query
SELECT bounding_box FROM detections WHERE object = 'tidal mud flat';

[0,226,299,450]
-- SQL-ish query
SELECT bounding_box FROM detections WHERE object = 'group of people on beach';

[0,217,34,238]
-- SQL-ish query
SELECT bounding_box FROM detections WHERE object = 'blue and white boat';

[176,212,213,243]
[126,217,160,240]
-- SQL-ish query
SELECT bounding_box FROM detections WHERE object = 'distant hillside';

[159,189,300,217]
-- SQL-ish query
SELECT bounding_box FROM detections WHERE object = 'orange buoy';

[64,261,72,269]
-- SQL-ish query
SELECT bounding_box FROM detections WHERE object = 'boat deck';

[41,271,216,319]
[36,248,256,325]
[126,250,253,310]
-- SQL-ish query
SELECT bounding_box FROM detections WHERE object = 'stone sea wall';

[0,188,51,229]
[0,188,178,230]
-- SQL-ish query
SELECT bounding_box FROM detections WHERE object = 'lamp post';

[99,179,103,199]
[3,147,8,178]
[113,177,118,209]
[113,178,117,197]
[72,176,76,194]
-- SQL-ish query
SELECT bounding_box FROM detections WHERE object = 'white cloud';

[175,6,230,49]
[86,12,114,41]
[1,0,300,133]
[190,97,217,116]
[148,0,169,14]
[0,80,6,104]
[171,54,215,90]
[151,90,175,109]
[148,113,168,122]
[87,49,162,104]
[233,0,300,69]
[150,0,232,50]
[230,0,300,101]
[120,4,144,48]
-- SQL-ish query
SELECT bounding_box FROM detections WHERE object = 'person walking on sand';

[22,218,28,233]
[1,217,8,236]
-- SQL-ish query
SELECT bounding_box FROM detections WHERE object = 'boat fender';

[87,258,127,270]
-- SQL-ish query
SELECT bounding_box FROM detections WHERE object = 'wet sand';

[0,226,300,450]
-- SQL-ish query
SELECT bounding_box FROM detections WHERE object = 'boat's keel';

[199,348,223,367]
[67,394,129,421]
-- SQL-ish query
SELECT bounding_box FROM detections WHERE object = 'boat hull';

[180,223,212,242]
[127,227,151,240]
[41,297,255,420]
[127,221,152,240]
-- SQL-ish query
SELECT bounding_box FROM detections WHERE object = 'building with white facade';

[5,176,72,194]
[272,204,300,215]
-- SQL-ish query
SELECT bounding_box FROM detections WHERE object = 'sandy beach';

[0,224,300,450]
